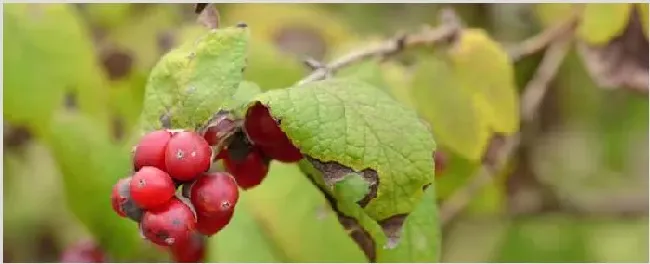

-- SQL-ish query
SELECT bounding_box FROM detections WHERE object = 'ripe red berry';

[111,178,129,218]
[133,130,172,171]
[195,210,234,236]
[223,149,270,189]
[257,143,303,163]
[60,240,107,263]
[190,172,239,217]
[244,102,286,146]
[170,232,206,263]
[130,166,176,210]
[165,131,212,181]
[140,198,196,247]
[203,115,236,146]
[112,176,144,222]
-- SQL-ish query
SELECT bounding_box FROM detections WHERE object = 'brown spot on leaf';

[3,122,32,149]
[157,31,175,55]
[378,214,407,250]
[306,156,378,207]
[64,90,78,110]
[101,49,133,81]
[577,7,649,94]
[111,115,126,141]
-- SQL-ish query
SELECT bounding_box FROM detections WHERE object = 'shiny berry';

[140,198,196,247]
[243,102,286,147]
[60,240,107,263]
[195,210,234,236]
[130,166,176,210]
[165,131,212,181]
[170,232,206,263]
[223,149,269,189]
[257,142,303,163]
[133,130,172,171]
[190,172,239,217]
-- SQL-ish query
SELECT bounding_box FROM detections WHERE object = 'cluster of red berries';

[110,103,303,262]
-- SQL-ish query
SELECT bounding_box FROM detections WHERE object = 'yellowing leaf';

[534,4,576,28]
[578,4,632,45]
[450,28,520,134]
[637,4,649,38]
[382,62,416,108]
[411,58,491,161]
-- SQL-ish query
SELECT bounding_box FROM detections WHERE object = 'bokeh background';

[3,3,648,262]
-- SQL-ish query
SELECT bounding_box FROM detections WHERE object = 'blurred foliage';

[3,3,648,263]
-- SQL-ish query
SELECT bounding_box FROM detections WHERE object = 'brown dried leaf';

[577,8,649,93]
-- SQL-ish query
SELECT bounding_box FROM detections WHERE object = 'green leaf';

[578,4,632,45]
[449,28,520,134]
[381,62,416,109]
[376,187,441,262]
[213,162,366,262]
[208,194,283,262]
[45,111,144,261]
[411,57,491,161]
[254,78,436,222]
[223,81,263,117]
[337,59,391,93]
[4,4,109,136]
[139,26,249,131]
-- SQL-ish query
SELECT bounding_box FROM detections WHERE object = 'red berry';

[130,166,176,210]
[60,240,107,263]
[140,198,196,247]
[244,102,286,146]
[133,130,172,171]
[111,178,129,217]
[112,176,144,222]
[223,149,269,189]
[190,172,239,217]
[165,131,212,181]
[257,142,303,163]
[170,232,206,263]
[195,210,234,236]
[203,115,236,146]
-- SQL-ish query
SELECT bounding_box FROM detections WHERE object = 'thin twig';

[297,8,462,86]
[440,22,575,226]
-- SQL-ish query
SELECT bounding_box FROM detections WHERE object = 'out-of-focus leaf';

[245,41,307,91]
[534,4,576,28]
[208,194,283,262]
[82,3,132,30]
[139,26,248,131]
[449,28,520,134]
[638,4,649,37]
[578,4,632,45]
[381,62,415,109]
[337,59,391,93]
[212,162,366,262]
[46,111,144,261]
[4,4,109,136]
[411,58,491,161]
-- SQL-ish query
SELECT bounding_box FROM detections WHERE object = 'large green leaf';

[244,41,307,91]
[449,28,520,134]
[411,58,491,161]
[578,4,632,45]
[255,78,436,222]
[139,26,249,131]
[4,4,109,136]
[46,111,144,261]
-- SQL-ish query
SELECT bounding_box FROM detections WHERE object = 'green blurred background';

[3,3,648,262]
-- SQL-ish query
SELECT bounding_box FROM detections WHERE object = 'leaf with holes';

[252,78,437,252]
[211,162,366,262]
[4,4,109,136]
[578,4,632,45]
[449,28,520,134]
[139,26,248,131]
[46,111,144,261]
[411,57,491,161]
